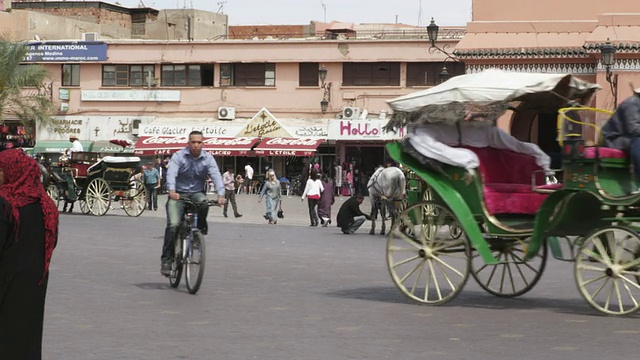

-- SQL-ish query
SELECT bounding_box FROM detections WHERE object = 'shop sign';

[140,125,233,137]
[293,125,328,138]
[81,90,181,102]
[239,107,291,138]
[59,89,70,100]
[327,119,404,140]
[23,42,107,62]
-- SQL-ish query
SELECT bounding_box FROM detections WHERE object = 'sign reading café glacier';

[327,119,404,140]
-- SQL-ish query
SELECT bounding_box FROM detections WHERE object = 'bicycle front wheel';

[185,230,206,294]
[169,234,184,288]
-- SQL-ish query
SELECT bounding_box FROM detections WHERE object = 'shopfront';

[328,119,404,195]
[134,109,330,179]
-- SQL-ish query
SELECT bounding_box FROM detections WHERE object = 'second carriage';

[46,151,147,217]
[383,70,640,316]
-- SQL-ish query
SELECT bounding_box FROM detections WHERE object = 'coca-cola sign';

[263,138,320,146]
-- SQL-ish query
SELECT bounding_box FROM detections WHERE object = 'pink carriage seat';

[583,147,626,159]
[70,162,90,177]
[463,147,550,215]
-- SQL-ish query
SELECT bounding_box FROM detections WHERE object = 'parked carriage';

[45,150,146,217]
[384,69,640,316]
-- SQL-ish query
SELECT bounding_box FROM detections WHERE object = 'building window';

[62,64,80,86]
[102,64,155,87]
[342,62,400,86]
[220,63,275,87]
[406,62,466,86]
[299,62,319,86]
[161,64,214,86]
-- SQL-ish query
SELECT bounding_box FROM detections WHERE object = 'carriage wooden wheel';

[46,184,60,208]
[85,177,112,216]
[122,178,147,217]
[387,201,471,305]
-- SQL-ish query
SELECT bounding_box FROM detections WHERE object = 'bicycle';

[168,198,219,294]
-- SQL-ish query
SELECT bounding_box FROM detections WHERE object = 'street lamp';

[426,17,457,62]
[599,40,618,107]
[438,65,450,83]
[319,65,332,113]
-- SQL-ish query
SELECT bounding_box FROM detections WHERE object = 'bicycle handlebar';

[181,198,220,209]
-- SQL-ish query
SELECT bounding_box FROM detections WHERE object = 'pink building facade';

[458,0,640,148]
[21,29,464,182]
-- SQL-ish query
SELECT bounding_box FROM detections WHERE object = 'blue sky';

[115,0,472,26]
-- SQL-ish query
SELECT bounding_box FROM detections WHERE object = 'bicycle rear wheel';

[185,230,206,294]
[169,234,184,288]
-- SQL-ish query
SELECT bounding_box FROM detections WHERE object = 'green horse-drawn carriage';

[384,69,640,316]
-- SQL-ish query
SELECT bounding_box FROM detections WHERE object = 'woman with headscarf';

[258,169,282,224]
[0,149,59,359]
[317,173,335,227]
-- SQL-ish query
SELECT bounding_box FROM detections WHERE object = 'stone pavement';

[114,191,373,228]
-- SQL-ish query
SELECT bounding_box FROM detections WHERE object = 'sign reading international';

[23,42,108,62]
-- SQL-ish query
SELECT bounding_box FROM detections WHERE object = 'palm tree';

[0,38,56,133]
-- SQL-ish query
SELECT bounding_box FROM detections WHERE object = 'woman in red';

[0,149,59,360]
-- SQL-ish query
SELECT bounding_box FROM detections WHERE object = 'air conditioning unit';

[131,119,141,136]
[342,107,361,119]
[218,107,236,120]
[81,32,99,41]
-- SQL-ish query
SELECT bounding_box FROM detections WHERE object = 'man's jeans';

[346,215,367,234]
[161,192,209,263]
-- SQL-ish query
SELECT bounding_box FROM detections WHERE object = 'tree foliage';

[0,38,56,130]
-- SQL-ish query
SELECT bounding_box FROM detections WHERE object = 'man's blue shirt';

[143,168,160,184]
[165,147,225,196]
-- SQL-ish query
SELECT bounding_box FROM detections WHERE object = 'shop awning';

[253,138,323,156]
[32,140,93,154]
[133,136,260,156]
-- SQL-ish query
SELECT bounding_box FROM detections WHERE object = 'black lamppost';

[319,65,332,113]
[438,66,450,83]
[426,18,457,62]
[599,40,618,108]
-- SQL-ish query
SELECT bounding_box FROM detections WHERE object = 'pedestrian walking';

[0,149,59,359]
[318,173,334,226]
[144,162,160,211]
[244,163,254,194]
[258,169,282,224]
[336,193,371,234]
[222,166,242,218]
[301,170,324,226]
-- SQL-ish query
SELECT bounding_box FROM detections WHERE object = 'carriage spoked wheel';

[46,184,60,208]
[123,179,147,217]
[85,178,112,216]
[470,237,547,298]
[387,201,471,305]
[79,200,89,214]
[575,226,640,316]
[422,185,461,239]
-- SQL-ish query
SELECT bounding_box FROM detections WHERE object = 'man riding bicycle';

[161,130,227,276]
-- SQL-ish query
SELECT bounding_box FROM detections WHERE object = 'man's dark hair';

[355,193,364,200]
[189,130,203,138]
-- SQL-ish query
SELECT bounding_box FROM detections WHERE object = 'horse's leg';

[380,200,386,235]
[369,198,377,235]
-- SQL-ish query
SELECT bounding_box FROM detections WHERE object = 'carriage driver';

[66,134,83,157]
[601,92,640,191]
[160,130,226,276]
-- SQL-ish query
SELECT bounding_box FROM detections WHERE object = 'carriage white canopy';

[385,69,600,127]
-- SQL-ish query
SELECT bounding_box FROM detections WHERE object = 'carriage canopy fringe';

[384,69,600,132]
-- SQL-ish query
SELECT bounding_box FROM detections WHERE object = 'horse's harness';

[367,168,404,202]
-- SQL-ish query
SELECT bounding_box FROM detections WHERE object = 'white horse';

[367,166,406,235]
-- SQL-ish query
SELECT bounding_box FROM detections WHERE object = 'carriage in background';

[45,140,147,217]
[384,69,640,316]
